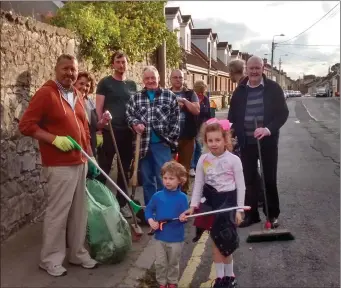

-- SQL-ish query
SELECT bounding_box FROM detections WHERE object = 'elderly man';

[169,69,200,193]
[126,66,180,205]
[229,58,265,207]
[96,51,137,218]
[19,54,98,277]
[228,55,289,228]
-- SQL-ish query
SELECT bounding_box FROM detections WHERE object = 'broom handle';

[132,133,141,188]
[108,122,139,227]
[254,118,270,222]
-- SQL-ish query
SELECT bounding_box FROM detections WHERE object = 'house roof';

[186,43,229,75]
[231,50,239,56]
[240,52,252,61]
[181,15,191,23]
[217,42,228,48]
[165,7,180,15]
[216,58,230,74]
[191,28,212,36]
[212,33,218,40]
[186,43,211,70]
[228,44,232,50]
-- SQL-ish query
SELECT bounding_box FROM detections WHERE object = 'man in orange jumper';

[19,54,98,277]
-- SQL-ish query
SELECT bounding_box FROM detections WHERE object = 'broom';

[108,122,143,241]
[246,118,294,243]
[67,136,144,215]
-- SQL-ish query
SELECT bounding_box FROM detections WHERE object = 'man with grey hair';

[126,66,180,206]
[169,69,200,194]
[228,55,289,228]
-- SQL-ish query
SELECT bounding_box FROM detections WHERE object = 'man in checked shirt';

[126,66,180,206]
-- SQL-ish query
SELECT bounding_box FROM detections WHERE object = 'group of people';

[143,55,289,288]
[18,48,288,288]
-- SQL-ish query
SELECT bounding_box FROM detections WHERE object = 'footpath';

[0,162,155,288]
[1,108,230,288]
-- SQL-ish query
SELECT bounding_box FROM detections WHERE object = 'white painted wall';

[217,48,227,65]
[180,24,191,51]
[192,37,210,57]
[212,41,217,61]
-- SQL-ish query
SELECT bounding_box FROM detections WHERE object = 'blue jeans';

[191,138,202,170]
[140,142,172,205]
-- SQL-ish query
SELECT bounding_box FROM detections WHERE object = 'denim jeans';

[191,138,202,170]
[140,142,172,205]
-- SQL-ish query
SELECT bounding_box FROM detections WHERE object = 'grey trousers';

[154,240,183,285]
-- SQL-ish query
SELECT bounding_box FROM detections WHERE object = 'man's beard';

[115,69,124,75]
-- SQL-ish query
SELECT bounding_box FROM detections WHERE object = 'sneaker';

[222,276,237,288]
[81,258,98,269]
[270,218,279,229]
[39,263,67,277]
[168,284,178,288]
[159,285,167,288]
[69,258,98,269]
[189,168,196,177]
[121,205,132,218]
[211,278,223,288]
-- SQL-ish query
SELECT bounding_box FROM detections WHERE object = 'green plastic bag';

[85,178,132,264]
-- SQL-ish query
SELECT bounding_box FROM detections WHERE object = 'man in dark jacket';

[228,55,289,228]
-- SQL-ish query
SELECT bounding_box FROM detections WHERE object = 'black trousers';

[96,128,133,208]
[240,142,280,219]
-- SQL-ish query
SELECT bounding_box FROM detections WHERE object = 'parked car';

[316,87,328,97]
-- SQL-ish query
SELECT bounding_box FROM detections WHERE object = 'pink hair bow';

[206,118,232,131]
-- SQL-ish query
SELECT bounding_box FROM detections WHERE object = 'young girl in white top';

[180,118,246,288]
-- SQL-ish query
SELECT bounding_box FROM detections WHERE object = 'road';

[174,97,340,288]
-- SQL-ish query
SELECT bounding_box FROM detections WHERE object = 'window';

[208,42,211,57]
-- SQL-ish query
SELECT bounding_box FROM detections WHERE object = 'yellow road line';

[178,232,209,288]
[200,263,215,288]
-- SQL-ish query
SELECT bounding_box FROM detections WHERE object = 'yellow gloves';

[96,133,103,148]
[52,136,75,152]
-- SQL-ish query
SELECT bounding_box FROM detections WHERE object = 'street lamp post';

[279,54,288,88]
[270,34,285,80]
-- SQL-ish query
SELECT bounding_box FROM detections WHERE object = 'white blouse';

[190,151,246,210]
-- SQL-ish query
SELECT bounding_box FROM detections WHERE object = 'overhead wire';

[278,44,340,47]
[277,2,340,44]
[276,48,331,61]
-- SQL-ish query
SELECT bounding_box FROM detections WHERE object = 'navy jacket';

[228,74,289,148]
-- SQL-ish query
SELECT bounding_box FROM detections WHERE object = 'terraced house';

[165,6,240,109]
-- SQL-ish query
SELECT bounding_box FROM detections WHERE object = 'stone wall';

[0,10,170,241]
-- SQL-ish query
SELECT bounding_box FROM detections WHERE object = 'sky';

[166,1,340,80]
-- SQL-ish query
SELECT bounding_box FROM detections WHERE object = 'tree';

[331,63,340,73]
[51,1,181,69]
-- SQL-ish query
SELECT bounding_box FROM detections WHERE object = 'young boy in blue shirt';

[145,161,189,288]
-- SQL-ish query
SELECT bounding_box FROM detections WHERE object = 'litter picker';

[67,136,144,215]
[246,118,294,243]
[108,122,143,241]
[148,205,251,235]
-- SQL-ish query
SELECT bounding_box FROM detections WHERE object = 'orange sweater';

[19,80,91,167]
